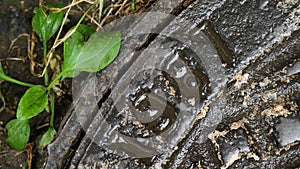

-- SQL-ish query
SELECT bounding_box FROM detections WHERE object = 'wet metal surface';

[275,117,300,147]
[47,0,300,168]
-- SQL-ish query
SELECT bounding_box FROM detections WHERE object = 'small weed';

[1,1,121,150]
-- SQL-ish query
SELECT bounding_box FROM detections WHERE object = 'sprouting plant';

[2,2,121,150]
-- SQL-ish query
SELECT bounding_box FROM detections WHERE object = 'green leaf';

[62,24,95,78]
[17,86,48,120]
[32,4,64,43]
[62,31,121,77]
[5,119,30,150]
[39,127,57,147]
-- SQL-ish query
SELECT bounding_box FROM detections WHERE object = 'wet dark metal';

[47,0,300,168]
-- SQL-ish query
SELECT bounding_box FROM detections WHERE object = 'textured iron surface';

[47,0,300,168]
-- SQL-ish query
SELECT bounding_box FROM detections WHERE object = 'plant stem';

[99,0,103,21]
[132,0,135,13]
[74,2,97,30]
[43,41,49,86]
[49,93,55,127]
[6,77,35,88]
[46,71,65,91]
[54,1,98,49]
